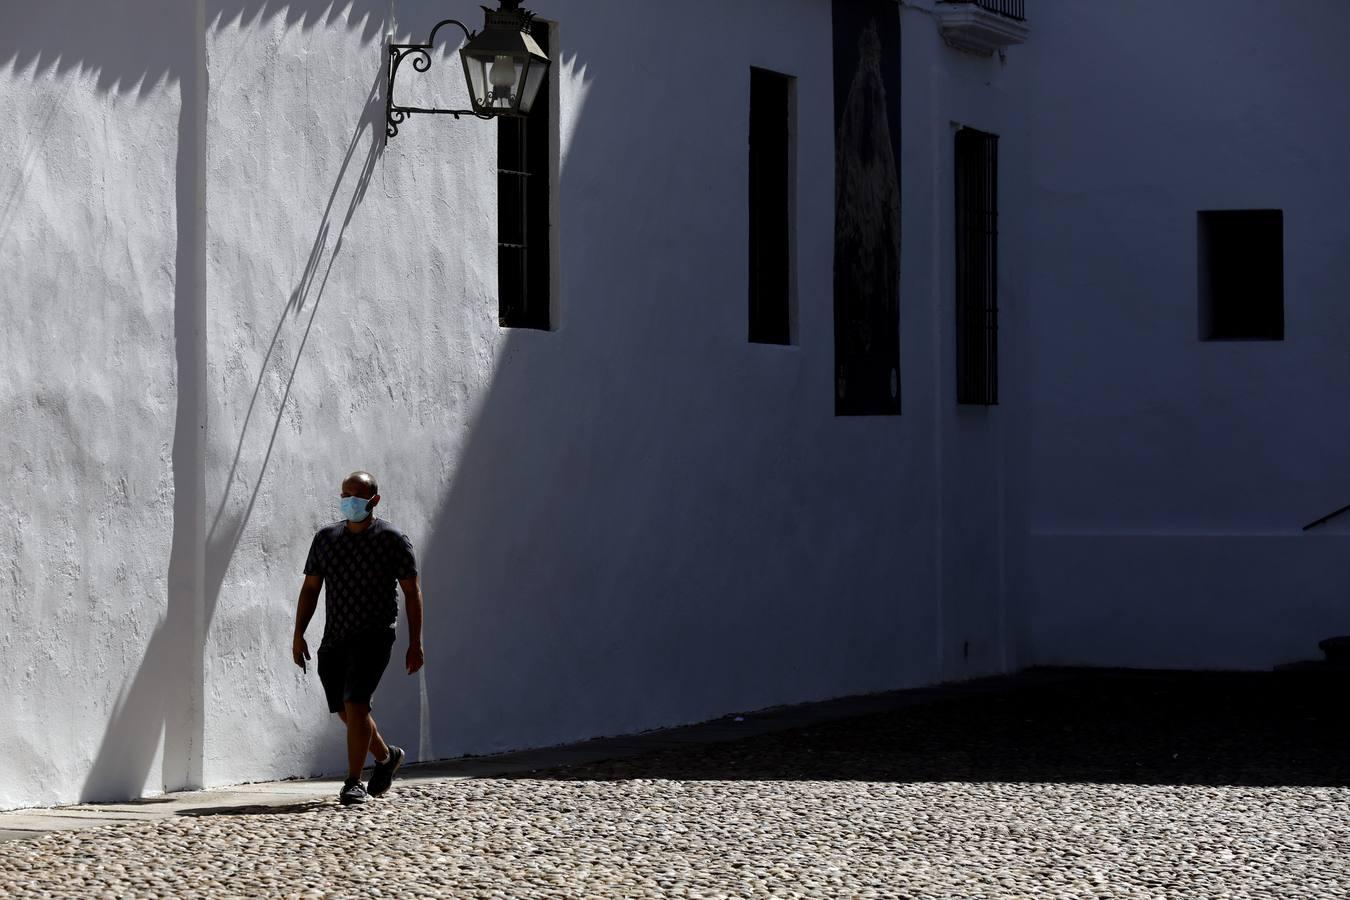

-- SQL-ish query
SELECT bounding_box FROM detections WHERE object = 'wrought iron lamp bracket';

[386,19,495,141]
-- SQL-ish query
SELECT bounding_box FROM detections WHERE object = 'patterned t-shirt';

[303,519,418,647]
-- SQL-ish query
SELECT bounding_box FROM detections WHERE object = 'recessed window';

[498,24,552,330]
[748,67,794,345]
[1198,209,1284,341]
[955,127,998,405]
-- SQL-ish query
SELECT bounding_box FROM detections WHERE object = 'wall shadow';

[408,1,871,765]
[1,1,386,97]
[205,65,387,607]
[514,671,1350,787]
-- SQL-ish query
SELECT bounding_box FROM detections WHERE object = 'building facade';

[1,0,1346,810]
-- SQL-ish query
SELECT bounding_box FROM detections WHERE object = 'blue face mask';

[340,495,373,523]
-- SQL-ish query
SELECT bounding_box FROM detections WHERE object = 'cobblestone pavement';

[2,670,1348,899]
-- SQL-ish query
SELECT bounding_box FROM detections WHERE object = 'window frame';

[497,21,556,331]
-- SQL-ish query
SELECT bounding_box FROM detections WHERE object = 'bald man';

[292,470,425,805]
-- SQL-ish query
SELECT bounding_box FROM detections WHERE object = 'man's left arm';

[399,576,424,674]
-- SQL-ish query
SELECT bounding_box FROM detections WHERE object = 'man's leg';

[341,702,391,779]
[337,707,391,764]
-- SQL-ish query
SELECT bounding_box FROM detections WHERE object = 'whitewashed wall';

[1,0,1028,810]
[0,0,203,811]
[393,0,1025,766]
[1023,0,1350,669]
[898,0,1032,680]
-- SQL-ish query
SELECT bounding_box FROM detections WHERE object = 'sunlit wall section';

[0,4,191,808]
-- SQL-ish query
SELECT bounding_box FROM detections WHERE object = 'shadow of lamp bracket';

[385,0,551,142]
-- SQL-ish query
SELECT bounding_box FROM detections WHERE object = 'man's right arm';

[292,574,323,669]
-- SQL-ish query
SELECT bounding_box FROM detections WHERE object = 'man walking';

[292,470,425,805]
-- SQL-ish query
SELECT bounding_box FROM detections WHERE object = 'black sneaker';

[368,746,405,797]
[339,778,369,806]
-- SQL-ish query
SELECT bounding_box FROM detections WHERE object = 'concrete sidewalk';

[0,669,1066,843]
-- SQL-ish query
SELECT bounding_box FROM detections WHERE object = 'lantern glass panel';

[518,56,548,113]
[462,53,491,109]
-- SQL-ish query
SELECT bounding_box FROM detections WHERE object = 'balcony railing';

[936,0,1029,54]
[941,0,1025,21]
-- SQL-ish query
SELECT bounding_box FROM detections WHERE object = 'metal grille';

[940,0,1025,21]
[498,25,550,330]
[955,127,998,406]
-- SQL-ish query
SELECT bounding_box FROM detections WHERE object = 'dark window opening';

[498,24,551,330]
[955,127,998,406]
[749,67,793,345]
[1199,210,1284,341]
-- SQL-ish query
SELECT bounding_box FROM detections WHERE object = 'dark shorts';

[316,629,395,713]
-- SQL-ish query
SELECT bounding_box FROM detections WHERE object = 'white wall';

[898,0,1033,680]
[0,0,199,811]
[1024,0,1350,669]
[1,0,1028,810]
[404,0,1015,763]
[200,0,420,793]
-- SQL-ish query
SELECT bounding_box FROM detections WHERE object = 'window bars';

[498,25,551,329]
[939,0,1025,21]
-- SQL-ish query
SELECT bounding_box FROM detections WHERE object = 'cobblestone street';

[2,671,1348,898]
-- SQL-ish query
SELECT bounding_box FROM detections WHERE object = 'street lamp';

[386,0,550,141]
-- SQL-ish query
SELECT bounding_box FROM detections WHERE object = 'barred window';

[498,24,552,330]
